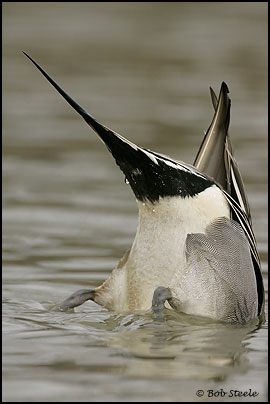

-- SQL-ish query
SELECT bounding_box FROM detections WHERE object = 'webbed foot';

[53,289,95,311]
[152,286,172,313]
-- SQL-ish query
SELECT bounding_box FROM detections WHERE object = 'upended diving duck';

[24,52,264,324]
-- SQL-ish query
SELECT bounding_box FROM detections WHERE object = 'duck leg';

[53,289,95,311]
[151,286,172,313]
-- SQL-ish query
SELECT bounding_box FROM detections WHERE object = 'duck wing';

[193,82,251,223]
[184,217,258,323]
[193,83,264,316]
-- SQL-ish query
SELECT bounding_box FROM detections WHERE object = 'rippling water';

[3,3,267,402]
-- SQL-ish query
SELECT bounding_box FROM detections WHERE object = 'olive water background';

[3,2,268,402]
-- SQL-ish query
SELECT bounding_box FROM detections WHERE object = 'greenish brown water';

[3,2,267,402]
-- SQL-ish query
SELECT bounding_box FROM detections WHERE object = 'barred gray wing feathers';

[185,217,258,323]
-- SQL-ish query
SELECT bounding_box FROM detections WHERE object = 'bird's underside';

[24,52,264,324]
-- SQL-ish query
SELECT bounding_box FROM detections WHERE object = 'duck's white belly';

[105,186,230,311]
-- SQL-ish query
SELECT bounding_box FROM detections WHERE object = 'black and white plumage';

[24,52,264,323]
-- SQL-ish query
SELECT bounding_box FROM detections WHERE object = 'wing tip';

[221,81,230,94]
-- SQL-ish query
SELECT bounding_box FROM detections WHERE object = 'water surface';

[3,3,267,402]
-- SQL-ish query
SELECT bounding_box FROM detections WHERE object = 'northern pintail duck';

[24,52,264,324]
